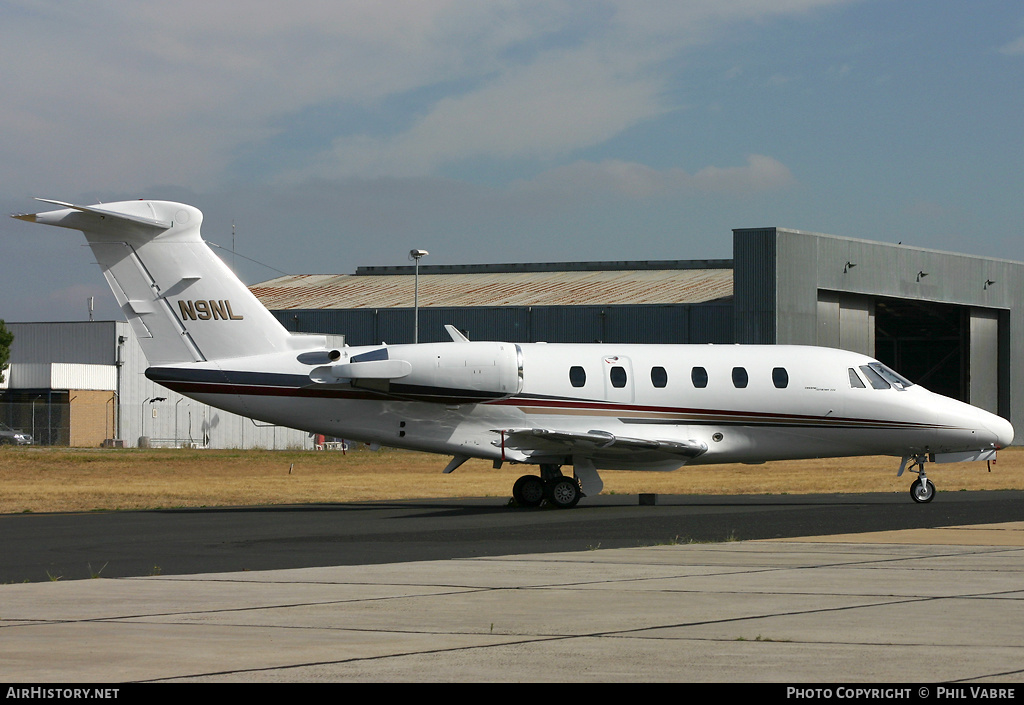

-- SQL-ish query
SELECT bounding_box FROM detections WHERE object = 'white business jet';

[14,199,1015,508]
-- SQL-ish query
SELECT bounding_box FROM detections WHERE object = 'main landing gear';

[900,455,936,503]
[512,464,581,509]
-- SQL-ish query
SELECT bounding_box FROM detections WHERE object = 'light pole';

[409,249,428,343]
[140,396,166,447]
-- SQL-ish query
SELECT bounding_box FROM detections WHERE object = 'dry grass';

[1,445,1022,514]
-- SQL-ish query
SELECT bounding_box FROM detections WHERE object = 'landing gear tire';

[910,478,935,504]
[512,475,545,507]
[545,476,581,509]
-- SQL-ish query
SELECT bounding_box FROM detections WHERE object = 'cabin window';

[732,367,748,388]
[610,366,627,388]
[691,366,708,388]
[848,368,866,388]
[569,366,586,388]
[772,367,789,388]
[859,365,890,390]
[651,366,668,388]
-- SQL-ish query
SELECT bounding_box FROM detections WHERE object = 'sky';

[1,0,1022,322]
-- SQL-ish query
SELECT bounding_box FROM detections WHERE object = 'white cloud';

[0,0,852,192]
[998,35,1024,56]
[1,1,498,191]
[288,49,668,180]
[518,154,795,199]
[691,154,796,192]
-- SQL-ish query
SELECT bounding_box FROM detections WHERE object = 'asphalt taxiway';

[2,493,1023,683]
[4,490,1024,583]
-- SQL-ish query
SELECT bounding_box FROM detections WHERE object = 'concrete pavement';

[2,522,1023,682]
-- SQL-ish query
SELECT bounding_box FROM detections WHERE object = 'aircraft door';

[602,355,634,405]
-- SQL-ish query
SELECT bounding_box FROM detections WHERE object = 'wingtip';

[11,212,37,222]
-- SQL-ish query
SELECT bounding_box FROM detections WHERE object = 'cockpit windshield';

[857,363,914,391]
[868,362,913,390]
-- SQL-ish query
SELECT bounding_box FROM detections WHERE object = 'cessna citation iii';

[14,199,1014,508]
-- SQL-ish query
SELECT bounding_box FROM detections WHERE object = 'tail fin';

[13,199,293,365]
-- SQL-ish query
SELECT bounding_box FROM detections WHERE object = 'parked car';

[0,422,33,445]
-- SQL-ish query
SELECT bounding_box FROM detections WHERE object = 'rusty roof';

[250,268,733,310]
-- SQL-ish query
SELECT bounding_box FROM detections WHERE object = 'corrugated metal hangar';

[252,259,736,346]
[2,226,1019,446]
[256,226,1021,428]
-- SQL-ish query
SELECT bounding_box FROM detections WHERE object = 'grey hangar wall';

[733,227,1018,426]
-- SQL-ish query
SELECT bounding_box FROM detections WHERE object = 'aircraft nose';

[981,412,1015,449]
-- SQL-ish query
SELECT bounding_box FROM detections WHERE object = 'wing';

[493,427,708,464]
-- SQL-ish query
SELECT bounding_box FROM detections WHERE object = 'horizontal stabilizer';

[13,198,174,232]
[33,198,173,229]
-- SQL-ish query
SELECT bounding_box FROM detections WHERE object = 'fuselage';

[146,341,1014,472]
[18,197,1014,506]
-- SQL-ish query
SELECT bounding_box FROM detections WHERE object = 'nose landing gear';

[910,476,935,503]
[900,455,935,503]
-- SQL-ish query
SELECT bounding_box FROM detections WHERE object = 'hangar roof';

[250,264,733,310]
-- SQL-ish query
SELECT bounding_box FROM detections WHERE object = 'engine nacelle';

[309,342,523,403]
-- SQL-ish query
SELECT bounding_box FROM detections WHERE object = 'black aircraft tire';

[545,477,581,509]
[910,478,936,503]
[513,475,545,507]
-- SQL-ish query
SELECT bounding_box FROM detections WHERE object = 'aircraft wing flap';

[494,427,708,459]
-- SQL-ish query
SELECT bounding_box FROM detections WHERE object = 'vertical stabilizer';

[13,199,293,365]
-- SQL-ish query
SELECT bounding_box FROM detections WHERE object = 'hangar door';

[873,298,966,402]
[967,308,1005,415]
[817,291,874,356]
[819,293,1003,412]
[874,298,1003,412]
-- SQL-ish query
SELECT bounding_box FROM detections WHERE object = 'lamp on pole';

[140,396,166,448]
[409,249,428,343]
